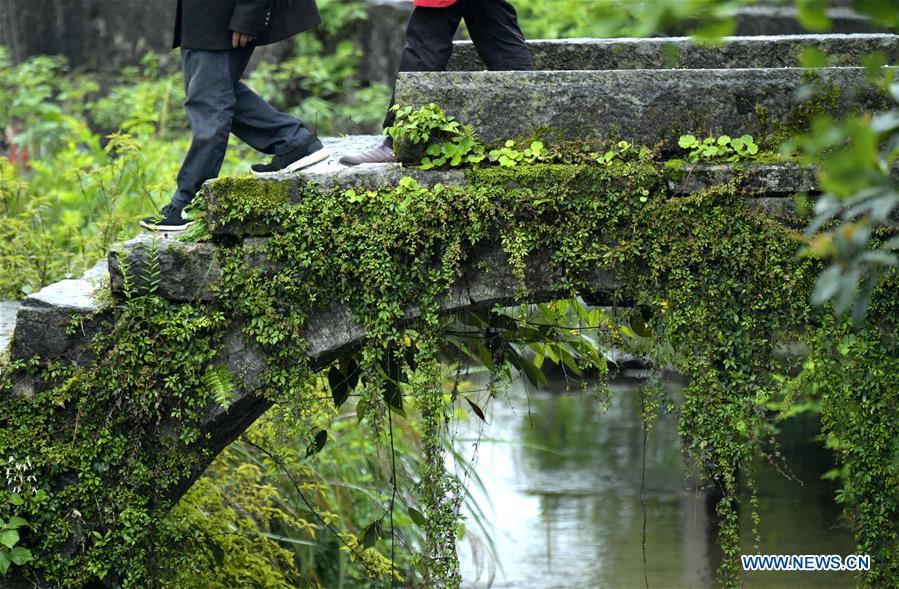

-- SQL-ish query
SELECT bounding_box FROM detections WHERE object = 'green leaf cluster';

[678,133,760,163]
[0,515,32,575]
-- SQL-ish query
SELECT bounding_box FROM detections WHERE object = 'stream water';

[456,376,857,589]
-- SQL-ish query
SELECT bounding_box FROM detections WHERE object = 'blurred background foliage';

[1,0,898,586]
[0,0,391,299]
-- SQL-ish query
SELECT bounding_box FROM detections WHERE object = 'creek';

[457,374,856,589]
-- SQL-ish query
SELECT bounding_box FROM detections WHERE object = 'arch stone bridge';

[0,33,896,584]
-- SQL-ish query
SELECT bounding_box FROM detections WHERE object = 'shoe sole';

[251,148,331,179]
[338,154,396,166]
[139,219,196,232]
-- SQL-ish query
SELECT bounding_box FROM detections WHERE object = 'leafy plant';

[595,140,653,166]
[0,515,32,575]
[422,134,486,169]
[387,103,464,147]
[794,78,899,322]
[677,133,759,163]
[487,140,552,167]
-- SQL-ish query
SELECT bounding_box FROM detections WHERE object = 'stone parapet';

[9,261,109,365]
[395,67,891,149]
[448,34,899,71]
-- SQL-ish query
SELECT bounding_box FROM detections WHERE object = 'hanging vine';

[0,118,896,588]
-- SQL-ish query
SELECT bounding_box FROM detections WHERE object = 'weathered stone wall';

[0,0,412,74]
[0,0,177,69]
[355,0,412,85]
[396,66,891,151]
[447,34,899,71]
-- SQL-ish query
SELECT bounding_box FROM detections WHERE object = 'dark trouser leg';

[382,4,464,131]
[463,0,534,71]
[229,46,316,155]
[232,81,316,155]
[172,47,312,208]
[171,49,238,209]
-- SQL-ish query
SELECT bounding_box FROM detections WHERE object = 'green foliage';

[793,77,899,323]
[391,105,657,172]
[89,53,186,137]
[0,0,388,298]
[487,139,552,167]
[422,134,485,169]
[3,2,899,586]
[3,146,899,587]
[512,0,754,38]
[0,513,33,575]
[512,0,899,40]
[783,311,899,587]
[678,133,760,163]
[247,0,390,135]
[387,103,466,147]
[595,140,653,166]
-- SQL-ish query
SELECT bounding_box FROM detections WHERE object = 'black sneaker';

[251,138,330,179]
[140,204,195,232]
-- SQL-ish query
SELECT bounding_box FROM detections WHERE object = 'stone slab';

[395,67,890,150]
[108,235,222,302]
[448,34,899,71]
[205,136,467,238]
[0,301,21,366]
[746,197,805,226]
[669,163,820,196]
[9,261,109,364]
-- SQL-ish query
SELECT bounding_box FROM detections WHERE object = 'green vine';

[1,119,896,587]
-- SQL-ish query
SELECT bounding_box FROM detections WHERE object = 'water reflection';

[457,377,856,589]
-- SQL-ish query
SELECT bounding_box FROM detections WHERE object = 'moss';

[205,175,293,236]
[663,158,687,182]
[762,82,841,149]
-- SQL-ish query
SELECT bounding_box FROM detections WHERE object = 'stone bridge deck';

[0,152,826,371]
[0,33,895,529]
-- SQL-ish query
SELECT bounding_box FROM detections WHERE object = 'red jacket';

[414,0,459,6]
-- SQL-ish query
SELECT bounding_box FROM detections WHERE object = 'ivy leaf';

[0,550,10,574]
[305,430,328,458]
[361,519,382,549]
[328,366,350,409]
[464,396,487,423]
[5,517,27,530]
[328,358,359,409]
[408,508,427,527]
[0,529,19,549]
[678,134,697,148]
[9,546,32,565]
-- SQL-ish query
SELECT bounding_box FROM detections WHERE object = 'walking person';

[338,0,534,166]
[142,0,329,231]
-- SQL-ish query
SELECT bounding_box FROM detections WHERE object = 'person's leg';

[339,4,463,166]
[169,48,239,210]
[382,4,465,130]
[227,47,318,156]
[462,0,534,71]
